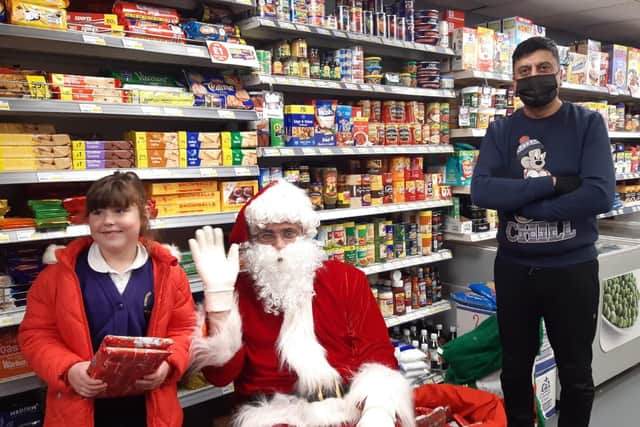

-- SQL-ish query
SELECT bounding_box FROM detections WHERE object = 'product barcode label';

[0,101,10,110]
[186,46,208,57]
[200,168,219,177]
[217,110,236,119]
[83,34,106,45]
[140,106,163,115]
[163,107,184,116]
[122,39,145,50]
[301,148,316,156]
[79,104,103,113]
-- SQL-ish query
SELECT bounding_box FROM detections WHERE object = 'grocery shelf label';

[185,46,208,57]
[295,24,309,32]
[279,22,296,31]
[217,110,236,119]
[316,28,332,36]
[261,19,276,27]
[234,167,252,176]
[0,101,9,110]
[140,106,163,115]
[206,41,259,69]
[280,148,295,156]
[0,233,9,242]
[122,39,145,50]
[163,107,184,116]
[79,104,103,113]
[37,172,65,182]
[82,34,106,45]
[200,168,219,177]
[301,148,316,155]
[16,230,36,241]
[319,147,332,155]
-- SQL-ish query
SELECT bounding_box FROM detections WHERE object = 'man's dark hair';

[512,36,560,68]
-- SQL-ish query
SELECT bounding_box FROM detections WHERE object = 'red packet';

[88,335,173,397]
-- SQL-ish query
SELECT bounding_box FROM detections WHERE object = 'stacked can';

[390,157,406,203]
[276,1,290,21]
[352,46,364,83]
[336,48,353,82]
[426,103,441,144]
[373,219,392,262]
[350,2,363,33]
[440,102,450,144]
[405,218,419,256]
[417,61,440,89]
[417,210,432,256]
[414,9,440,45]
[398,0,414,41]
[431,209,444,252]
[307,0,325,26]
[256,50,272,75]
[393,222,406,259]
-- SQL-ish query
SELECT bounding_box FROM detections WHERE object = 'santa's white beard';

[243,238,326,314]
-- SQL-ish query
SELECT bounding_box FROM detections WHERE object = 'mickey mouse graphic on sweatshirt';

[517,136,551,179]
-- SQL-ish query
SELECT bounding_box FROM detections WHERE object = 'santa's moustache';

[243,237,326,314]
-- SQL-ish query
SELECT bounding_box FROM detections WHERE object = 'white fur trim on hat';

[244,180,319,239]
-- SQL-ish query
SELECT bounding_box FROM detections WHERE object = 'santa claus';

[188,180,414,427]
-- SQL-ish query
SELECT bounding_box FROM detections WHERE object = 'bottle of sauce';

[310,48,321,79]
[392,276,406,316]
[322,167,338,209]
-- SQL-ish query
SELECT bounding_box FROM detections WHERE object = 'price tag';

[350,33,365,41]
[319,147,332,155]
[262,19,276,27]
[301,147,316,155]
[79,103,103,113]
[140,106,163,115]
[150,219,165,228]
[200,168,219,177]
[333,30,346,38]
[122,39,144,50]
[279,22,296,30]
[0,101,9,110]
[164,107,184,116]
[359,84,373,91]
[186,46,208,57]
[217,110,236,119]
[0,233,9,242]
[238,0,253,5]
[37,172,66,182]
[373,147,384,153]
[263,148,279,157]
[327,82,341,89]
[344,83,358,90]
[66,225,89,237]
[341,147,355,154]
[234,167,252,176]
[295,24,309,32]
[280,148,295,156]
[316,28,332,36]
[16,229,36,241]
[83,34,106,45]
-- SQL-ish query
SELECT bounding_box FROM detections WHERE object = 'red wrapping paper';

[88,335,173,398]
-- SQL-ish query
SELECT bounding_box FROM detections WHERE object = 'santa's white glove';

[357,406,395,427]
[188,226,239,313]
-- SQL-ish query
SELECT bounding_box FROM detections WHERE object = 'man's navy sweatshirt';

[471,102,615,268]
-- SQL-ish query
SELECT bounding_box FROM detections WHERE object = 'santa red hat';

[229,179,320,245]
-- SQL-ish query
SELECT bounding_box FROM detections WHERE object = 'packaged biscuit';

[67,12,121,34]
[186,132,221,149]
[0,133,70,146]
[0,157,72,171]
[221,180,258,211]
[49,73,119,90]
[0,67,45,98]
[222,149,257,166]
[113,1,180,24]
[221,131,258,149]
[152,192,219,204]
[129,90,194,106]
[8,0,67,30]
[128,131,186,151]
[135,149,186,168]
[107,70,182,88]
[123,18,185,44]
[149,181,218,195]
[180,21,227,41]
[0,123,55,133]
[186,149,222,166]
[0,327,32,379]
[72,149,134,161]
[73,158,135,169]
[55,87,126,103]
[156,198,221,217]
[0,145,71,158]
[72,140,134,151]
[185,72,253,110]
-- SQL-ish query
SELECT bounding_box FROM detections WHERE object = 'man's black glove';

[554,176,582,195]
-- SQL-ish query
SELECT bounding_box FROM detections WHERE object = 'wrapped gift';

[88,335,173,397]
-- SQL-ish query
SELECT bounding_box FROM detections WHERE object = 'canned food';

[356,246,369,267]
[370,100,382,122]
[397,17,406,40]
[344,245,357,265]
[386,14,397,39]
[420,233,432,255]
[375,11,386,37]
[385,123,399,145]
[338,6,350,31]
[392,180,405,203]
[350,6,363,33]
[345,222,357,246]
[394,241,406,258]
[332,247,345,262]
[333,223,345,246]
[318,224,333,248]
[364,10,374,35]
[398,124,412,145]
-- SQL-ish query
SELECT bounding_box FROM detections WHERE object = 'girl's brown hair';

[86,171,153,242]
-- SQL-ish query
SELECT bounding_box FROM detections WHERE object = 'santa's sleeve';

[345,267,415,427]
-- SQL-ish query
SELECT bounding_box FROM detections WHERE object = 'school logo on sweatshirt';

[506,136,576,244]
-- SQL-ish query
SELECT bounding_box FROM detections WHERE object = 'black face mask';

[516,74,559,108]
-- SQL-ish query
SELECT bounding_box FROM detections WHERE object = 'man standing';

[471,37,615,427]
[189,180,414,427]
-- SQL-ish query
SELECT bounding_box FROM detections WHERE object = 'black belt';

[248,380,349,404]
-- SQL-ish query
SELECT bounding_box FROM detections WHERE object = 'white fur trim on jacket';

[277,294,342,397]
[42,244,65,264]
[162,243,181,262]
[346,363,416,427]
[188,299,243,374]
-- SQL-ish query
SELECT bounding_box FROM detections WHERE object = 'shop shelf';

[257,144,454,158]
[0,166,258,185]
[178,384,234,408]
[317,200,453,222]
[616,172,640,181]
[443,70,512,86]
[450,128,487,139]
[0,308,26,328]
[0,98,258,122]
[609,132,640,139]
[358,250,453,275]
[237,17,454,61]
[384,300,452,328]
[245,75,455,100]
[0,23,258,70]
[599,202,640,219]
[0,373,43,398]
[444,230,497,242]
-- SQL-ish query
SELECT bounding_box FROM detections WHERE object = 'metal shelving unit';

[0,308,26,328]
[178,384,234,408]
[317,200,453,222]
[443,70,512,86]
[0,98,258,122]
[384,300,452,328]
[0,23,258,70]
[237,17,454,61]
[616,172,640,181]
[445,230,497,242]
[245,75,455,100]
[0,373,43,398]
[599,202,640,219]
[452,128,640,141]
[257,145,454,158]
[359,250,452,275]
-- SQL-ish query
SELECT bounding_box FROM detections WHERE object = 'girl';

[19,171,195,427]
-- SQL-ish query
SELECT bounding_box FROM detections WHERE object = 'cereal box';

[487,20,501,33]
[441,9,465,34]
[604,44,628,92]
[600,52,609,88]
[127,131,187,151]
[476,27,495,72]
[567,52,588,85]
[186,132,221,150]
[186,148,222,166]
[221,180,259,212]
[494,32,512,75]
[336,105,354,146]
[221,131,258,149]
[501,16,534,48]
[0,327,32,379]
[222,149,258,166]
[627,47,640,97]
[451,27,477,71]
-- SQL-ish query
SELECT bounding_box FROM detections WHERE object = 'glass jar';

[309,48,321,79]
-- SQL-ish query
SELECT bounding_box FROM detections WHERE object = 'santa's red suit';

[189,181,414,427]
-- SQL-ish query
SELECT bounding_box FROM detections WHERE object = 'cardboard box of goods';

[442,9,465,34]
[8,1,67,30]
[72,140,134,151]
[136,149,186,168]
[605,44,628,91]
[0,327,32,379]
[487,19,501,32]
[221,131,258,149]
[627,47,640,97]
[149,181,218,196]
[72,149,135,161]
[451,27,477,71]
[49,73,119,90]
[186,132,222,150]
[0,134,70,146]
[494,32,512,75]
[73,158,135,169]
[0,157,72,171]
[186,149,223,167]
[222,149,257,166]
[221,180,258,211]
[132,90,194,106]
[156,197,221,217]
[0,145,71,158]
[151,191,220,205]
[567,52,588,85]
[54,86,126,103]
[600,52,610,88]
[0,123,56,133]
[476,26,495,72]
[128,131,186,151]
[66,12,121,35]
[284,105,315,146]
[501,16,534,47]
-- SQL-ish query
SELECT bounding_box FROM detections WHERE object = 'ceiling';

[422,0,640,45]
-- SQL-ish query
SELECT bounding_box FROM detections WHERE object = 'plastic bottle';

[436,323,445,346]
[450,325,458,341]
[392,277,405,315]
[402,328,411,345]
[420,329,429,347]
[378,285,394,318]
[429,333,442,371]
[411,340,419,349]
